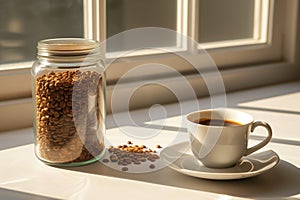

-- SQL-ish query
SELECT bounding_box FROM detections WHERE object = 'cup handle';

[245,121,272,156]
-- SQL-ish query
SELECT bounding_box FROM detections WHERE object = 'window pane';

[198,0,255,43]
[107,0,177,52]
[0,0,83,65]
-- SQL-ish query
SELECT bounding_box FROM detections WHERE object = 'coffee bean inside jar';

[32,38,105,166]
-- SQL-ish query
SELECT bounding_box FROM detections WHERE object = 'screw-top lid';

[37,38,101,63]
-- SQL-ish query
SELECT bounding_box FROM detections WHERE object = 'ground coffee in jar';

[32,38,105,166]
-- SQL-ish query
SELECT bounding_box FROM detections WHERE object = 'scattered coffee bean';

[122,167,128,171]
[102,159,109,163]
[134,161,141,165]
[156,145,162,148]
[110,154,118,162]
[149,164,155,169]
[102,143,161,171]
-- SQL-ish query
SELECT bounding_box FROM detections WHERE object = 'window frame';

[0,0,299,132]
[83,0,285,82]
[85,0,299,110]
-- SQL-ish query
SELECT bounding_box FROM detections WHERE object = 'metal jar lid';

[37,38,101,63]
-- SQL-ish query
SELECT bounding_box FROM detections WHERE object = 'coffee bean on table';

[110,155,118,162]
[102,143,162,171]
[122,167,128,171]
[149,164,155,169]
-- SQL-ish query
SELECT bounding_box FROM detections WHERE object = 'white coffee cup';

[186,108,272,168]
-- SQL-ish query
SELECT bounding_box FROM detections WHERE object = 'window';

[197,0,282,67]
[106,0,177,52]
[85,0,298,110]
[198,0,255,43]
[0,0,84,65]
[81,0,290,93]
[0,0,84,131]
[86,0,283,68]
[0,0,299,131]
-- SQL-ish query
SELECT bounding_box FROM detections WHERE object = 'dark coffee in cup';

[194,118,242,127]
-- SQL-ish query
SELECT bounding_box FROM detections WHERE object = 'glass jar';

[32,38,105,166]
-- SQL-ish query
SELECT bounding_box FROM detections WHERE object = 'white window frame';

[84,0,299,109]
[198,0,272,49]
[0,0,299,131]
[86,1,279,60]
[83,0,292,81]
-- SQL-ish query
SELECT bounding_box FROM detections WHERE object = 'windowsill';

[0,81,300,199]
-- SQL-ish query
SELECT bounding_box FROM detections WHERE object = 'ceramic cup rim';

[186,108,254,128]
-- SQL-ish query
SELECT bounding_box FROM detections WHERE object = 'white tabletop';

[0,81,300,200]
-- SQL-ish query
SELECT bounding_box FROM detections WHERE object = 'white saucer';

[160,141,280,180]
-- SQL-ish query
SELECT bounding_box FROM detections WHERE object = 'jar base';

[36,149,106,167]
